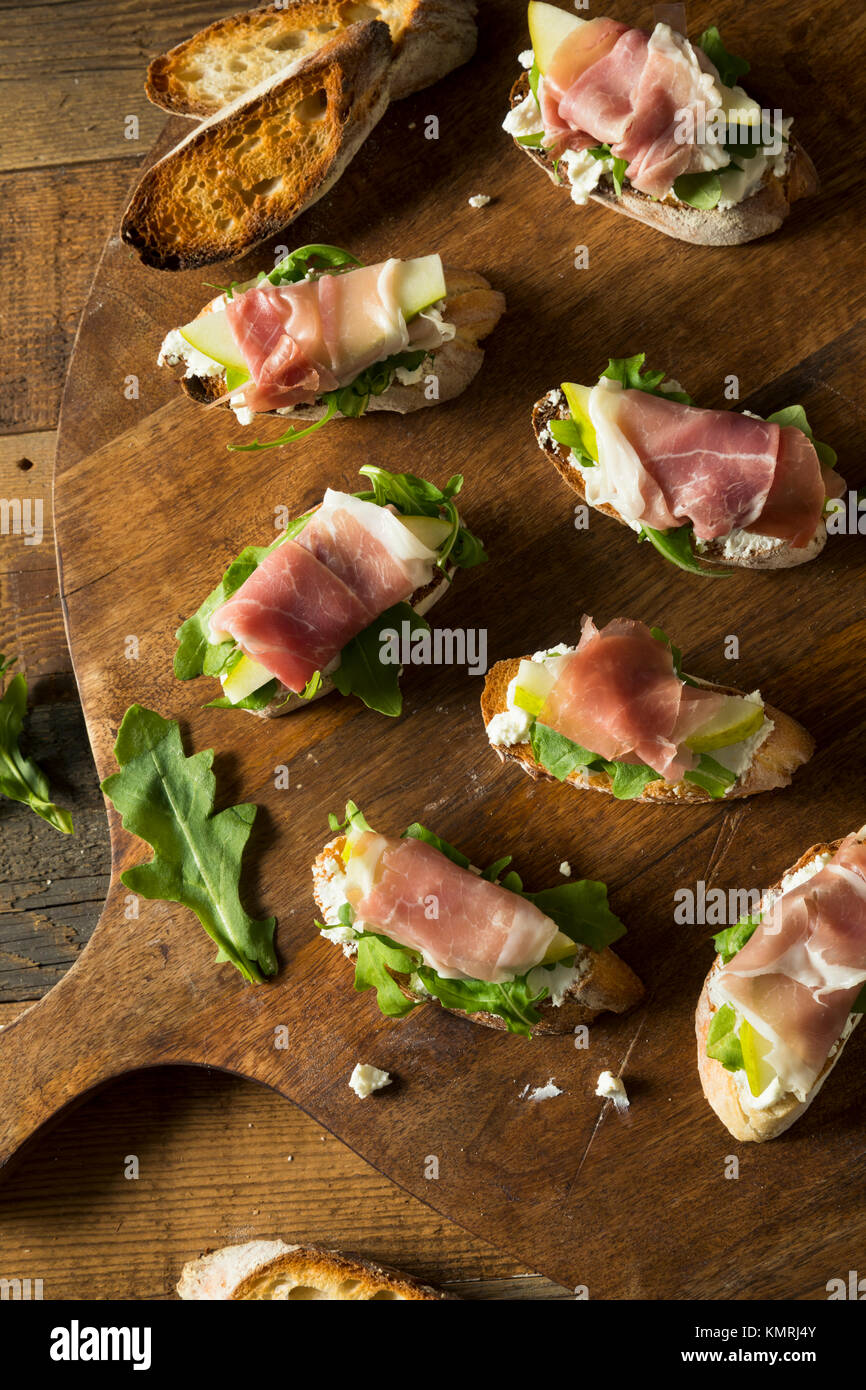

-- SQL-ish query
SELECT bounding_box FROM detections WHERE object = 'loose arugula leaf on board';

[100,706,276,984]
[697,27,751,88]
[354,932,422,1017]
[332,602,430,717]
[640,523,730,577]
[523,880,626,952]
[713,915,762,964]
[706,1002,745,1071]
[0,658,73,834]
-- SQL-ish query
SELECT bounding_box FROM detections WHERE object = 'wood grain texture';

[1,0,865,1301]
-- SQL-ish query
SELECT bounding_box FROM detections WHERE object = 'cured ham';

[538,617,727,781]
[583,378,830,546]
[343,830,558,982]
[297,490,438,616]
[223,260,450,413]
[539,20,727,197]
[210,541,371,693]
[711,836,866,1099]
[209,494,438,693]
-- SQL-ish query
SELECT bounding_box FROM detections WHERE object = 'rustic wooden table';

[0,0,567,1299]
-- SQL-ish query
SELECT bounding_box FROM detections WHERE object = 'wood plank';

[0,1066,548,1299]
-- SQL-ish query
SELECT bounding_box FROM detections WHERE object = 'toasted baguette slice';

[178,1238,450,1299]
[313,835,644,1034]
[242,561,452,717]
[122,21,393,270]
[533,390,829,570]
[508,73,819,247]
[696,835,863,1142]
[177,268,506,417]
[147,0,477,116]
[481,654,814,806]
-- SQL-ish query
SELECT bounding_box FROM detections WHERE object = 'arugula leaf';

[358,465,486,570]
[713,914,761,964]
[523,880,626,952]
[528,61,541,101]
[602,354,694,404]
[0,658,73,834]
[402,822,471,868]
[267,244,361,286]
[640,523,730,577]
[175,513,312,681]
[206,678,282,712]
[706,1002,745,1071]
[531,721,595,781]
[550,416,597,468]
[585,144,626,196]
[416,966,547,1037]
[331,602,429,717]
[683,754,738,799]
[328,800,373,835]
[517,131,544,147]
[100,706,276,983]
[697,27,751,88]
[228,396,339,452]
[605,760,663,800]
[673,172,722,209]
[354,931,422,1017]
[766,405,838,470]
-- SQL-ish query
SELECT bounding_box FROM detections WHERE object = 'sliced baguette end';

[177,1238,450,1300]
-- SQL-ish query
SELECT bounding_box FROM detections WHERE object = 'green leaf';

[640,523,730,577]
[713,914,761,964]
[649,627,700,689]
[706,1002,744,1071]
[328,800,373,835]
[766,404,838,470]
[402,822,471,868]
[603,760,662,800]
[530,721,596,781]
[697,26,751,88]
[517,130,544,147]
[528,61,541,100]
[267,244,361,286]
[602,354,694,404]
[673,172,722,209]
[683,753,738,798]
[585,144,627,196]
[550,416,596,468]
[523,880,626,952]
[331,602,429,717]
[205,678,281,712]
[415,966,547,1038]
[0,662,73,834]
[100,705,276,984]
[358,465,484,570]
[228,395,339,452]
[354,932,422,1017]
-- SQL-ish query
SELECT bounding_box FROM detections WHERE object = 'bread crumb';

[468,194,492,208]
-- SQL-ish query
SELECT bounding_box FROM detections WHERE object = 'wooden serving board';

[2,0,865,1299]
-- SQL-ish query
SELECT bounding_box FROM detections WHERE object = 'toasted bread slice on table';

[313,834,645,1034]
[178,1238,451,1299]
[481,653,814,807]
[147,0,477,115]
[123,21,392,270]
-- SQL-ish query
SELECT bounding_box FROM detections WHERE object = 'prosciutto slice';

[712,836,866,1100]
[209,540,372,693]
[344,831,558,982]
[224,259,449,414]
[539,616,727,782]
[539,20,727,197]
[297,490,437,617]
[583,378,829,546]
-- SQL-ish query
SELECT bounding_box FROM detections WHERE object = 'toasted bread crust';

[481,653,814,806]
[695,837,862,1142]
[177,1238,450,1299]
[123,22,393,270]
[313,836,644,1034]
[507,72,818,247]
[533,391,829,571]
[177,267,506,417]
[146,0,477,116]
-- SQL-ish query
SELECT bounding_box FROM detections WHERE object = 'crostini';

[504,4,818,245]
[313,801,644,1035]
[696,829,866,1141]
[482,617,813,804]
[174,466,485,716]
[535,356,844,574]
[159,245,505,443]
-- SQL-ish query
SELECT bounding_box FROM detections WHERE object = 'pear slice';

[685,696,765,753]
[180,308,247,372]
[221,653,273,704]
[540,929,578,965]
[740,1018,777,1097]
[561,381,599,461]
[394,255,447,320]
[528,1,584,74]
[512,658,556,717]
[397,514,451,549]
